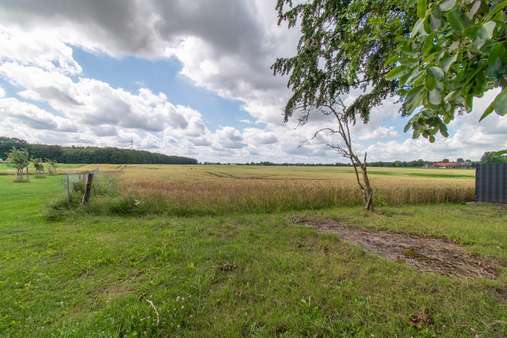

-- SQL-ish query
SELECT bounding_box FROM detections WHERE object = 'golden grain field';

[80,164,475,214]
[1,163,476,214]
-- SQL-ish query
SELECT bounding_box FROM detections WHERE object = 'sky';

[0,0,505,163]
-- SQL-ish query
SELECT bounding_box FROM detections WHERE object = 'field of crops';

[1,170,506,336]
[83,164,476,215]
[0,163,476,215]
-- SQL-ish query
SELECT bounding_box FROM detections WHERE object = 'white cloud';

[0,25,81,75]
[0,1,505,163]
[0,61,209,135]
[358,127,398,141]
[0,97,78,132]
[215,127,247,149]
[243,128,278,145]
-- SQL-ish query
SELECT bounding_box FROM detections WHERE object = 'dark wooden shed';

[476,164,507,203]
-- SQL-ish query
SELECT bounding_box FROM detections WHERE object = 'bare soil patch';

[296,218,500,279]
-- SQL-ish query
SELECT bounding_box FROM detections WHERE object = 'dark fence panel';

[476,164,507,203]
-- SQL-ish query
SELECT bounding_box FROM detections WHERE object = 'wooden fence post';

[81,172,94,205]
[66,174,71,206]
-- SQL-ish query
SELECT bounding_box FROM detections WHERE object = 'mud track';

[297,218,501,279]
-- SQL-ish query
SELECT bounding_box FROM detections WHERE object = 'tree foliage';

[0,137,27,160]
[32,158,45,176]
[272,0,415,211]
[7,148,30,181]
[481,149,507,163]
[388,0,507,141]
[0,138,198,165]
[273,0,415,123]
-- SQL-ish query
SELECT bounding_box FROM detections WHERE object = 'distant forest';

[208,159,477,168]
[0,137,197,164]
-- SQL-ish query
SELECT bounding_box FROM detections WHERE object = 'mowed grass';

[0,173,506,337]
[91,165,477,216]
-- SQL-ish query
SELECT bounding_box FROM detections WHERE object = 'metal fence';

[64,170,99,205]
[476,164,507,203]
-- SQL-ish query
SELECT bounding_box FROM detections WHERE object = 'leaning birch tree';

[272,0,415,210]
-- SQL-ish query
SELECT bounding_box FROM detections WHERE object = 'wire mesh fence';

[64,170,99,205]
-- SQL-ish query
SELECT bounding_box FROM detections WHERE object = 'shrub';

[108,196,148,216]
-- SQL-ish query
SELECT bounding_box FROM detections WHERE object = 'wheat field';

[78,164,476,215]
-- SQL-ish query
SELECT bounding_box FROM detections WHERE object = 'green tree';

[388,0,507,141]
[272,0,415,211]
[481,149,507,163]
[0,137,27,160]
[46,158,57,175]
[7,148,30,182]
[32,158,45,177]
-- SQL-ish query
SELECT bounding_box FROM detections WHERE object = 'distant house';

[432,162,471,168]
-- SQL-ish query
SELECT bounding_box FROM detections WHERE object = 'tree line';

[207,159,479,167]
[0,137,197,165]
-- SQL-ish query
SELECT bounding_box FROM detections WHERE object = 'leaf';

[439,124,449,137]
[429,89,442,105]
[480,99,497,121]
[481,21,496,40]
[426,72,437,90]
[494,87,507,116]
[404,120,413,132]
[430,66,445,80]
[422,34,435,54]
[385,66,407,80]
[485,0,507,21]
[439,0,456,12]
[385,55,399,66]
[447,10,465,32]
[442,53,458,72]
[405,69,422,85]
[418,0,428,18]
[487,43,507,79]
[473,37,485,49]
[411,18,425,37]
[405,86,425,114]
[465,94,474,112]
[467,0,481,19]
[429,8,443,31]
[444,91,457,102]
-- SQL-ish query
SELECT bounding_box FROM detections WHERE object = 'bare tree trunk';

[350,153,374,211]
[360,157,374,211]
[321,103,375,211]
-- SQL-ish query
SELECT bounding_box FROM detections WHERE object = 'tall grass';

[116,177,475,216]
[48,166,475,217]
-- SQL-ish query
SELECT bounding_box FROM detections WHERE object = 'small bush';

[109,196,148,216]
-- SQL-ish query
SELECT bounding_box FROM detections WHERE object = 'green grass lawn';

[0,163,85,175]
[0,175,506,337]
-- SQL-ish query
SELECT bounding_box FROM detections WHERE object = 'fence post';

[66,174,71,206]
[81,172,94,205]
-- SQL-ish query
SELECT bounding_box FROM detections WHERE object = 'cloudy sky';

[0,0,505,163]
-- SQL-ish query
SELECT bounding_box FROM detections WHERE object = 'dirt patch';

[296,218,500,279]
